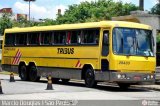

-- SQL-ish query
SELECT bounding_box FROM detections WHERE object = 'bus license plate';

[134,76,141,80]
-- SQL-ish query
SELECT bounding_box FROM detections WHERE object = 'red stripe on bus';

[15,51,22,64]
[14,50,20,64]
[12,49,20,64]
[75,60,80,67]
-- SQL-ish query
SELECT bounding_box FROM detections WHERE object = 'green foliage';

[12,16,31,27]
[38,19,57,26]
[150,3,160,15]
[56,0,139,24]
[0,13,12,35]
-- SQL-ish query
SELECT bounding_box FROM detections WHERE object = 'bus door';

[100,29,110,81]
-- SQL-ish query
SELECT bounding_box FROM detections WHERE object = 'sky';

[0,0,158,20]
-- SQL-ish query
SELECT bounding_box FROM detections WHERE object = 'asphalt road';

[0,74,160,106]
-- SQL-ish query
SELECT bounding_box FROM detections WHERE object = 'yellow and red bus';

[1,21,155,88]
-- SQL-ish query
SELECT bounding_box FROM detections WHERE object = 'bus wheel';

[19,65,28,81]
[85,68,97,88]
[29,65,40,82]
[118,83,130,90]
[61,79,70,83]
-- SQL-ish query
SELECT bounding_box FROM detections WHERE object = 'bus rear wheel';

[85,68,97,88]
[19,65,28,81]
[29,65,40,82]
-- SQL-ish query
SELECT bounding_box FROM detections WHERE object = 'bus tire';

[85,68,97,88]
[61,79,70,83]
[29,65,40,82]
[118,83,130,90]
[19,65,28,81]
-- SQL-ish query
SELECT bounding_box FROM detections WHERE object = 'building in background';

[0,8,12,14]
[16,13,28,21]
[0,8,28,21]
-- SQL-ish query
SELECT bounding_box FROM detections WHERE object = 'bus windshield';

[113,28,154,56]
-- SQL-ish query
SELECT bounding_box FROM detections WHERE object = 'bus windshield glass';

[113,28,154,56]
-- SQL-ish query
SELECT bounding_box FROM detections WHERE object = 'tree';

[150,2,160,15]
[12,16,31,27]
[38,19,56,26]
[56,0,139,24]
[0,13,12,35]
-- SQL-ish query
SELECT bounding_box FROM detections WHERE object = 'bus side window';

[5,33,15,46]
[41,32,52,45]
[28,32,40,45]
[54,31,66,45]
[67,31,71,44]
[50,32,54,45]
[81,29,99,44]
[69,30,81,44]
[102,31,109,56]
[15,33,27,45]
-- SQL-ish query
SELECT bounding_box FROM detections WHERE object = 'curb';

[131,85,160,91]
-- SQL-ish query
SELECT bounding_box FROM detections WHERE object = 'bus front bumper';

[110,72,155,83]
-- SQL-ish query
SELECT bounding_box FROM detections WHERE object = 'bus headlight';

[150,75,154,79]
[122,74,126,79]
[117,74,121,79]
[117,74,126,79]
[147,75,150,79]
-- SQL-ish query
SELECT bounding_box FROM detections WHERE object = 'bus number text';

[119,61,130,65]
[57,48,74,54]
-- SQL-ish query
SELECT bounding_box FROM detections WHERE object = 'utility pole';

[139,0,144,11]
[24,0,36,22]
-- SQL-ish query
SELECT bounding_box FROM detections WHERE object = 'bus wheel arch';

[28,62,40,82]
[82,64,97,88]
[18,62,29,81]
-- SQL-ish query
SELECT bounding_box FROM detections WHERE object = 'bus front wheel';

[29,65,40,82]
[19,65,28,81]
[85,68,97,88]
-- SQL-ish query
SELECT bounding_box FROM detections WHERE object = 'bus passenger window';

[41,32,52,45]
[15,33,27,45]
[54,31,66,45]
[81,29,99,44]
[69,30,81,44]
[28,33,40,45]
[67,32,71,44]
[5,33,15,46]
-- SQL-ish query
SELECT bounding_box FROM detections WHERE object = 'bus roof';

[5,21,151,33]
